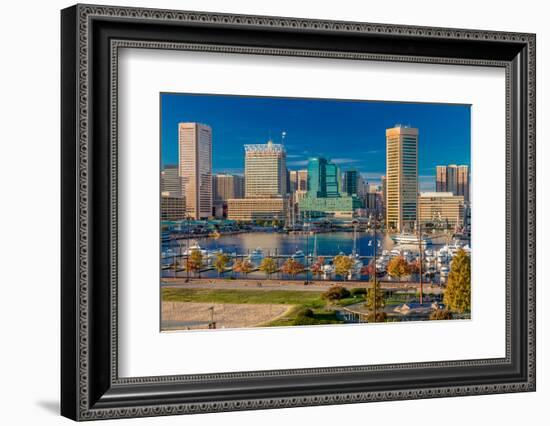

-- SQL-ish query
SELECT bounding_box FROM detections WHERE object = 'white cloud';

[287,160,309,167]
[331,158,361,165]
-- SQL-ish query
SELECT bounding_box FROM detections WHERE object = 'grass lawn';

[267,307,343,327]
[162,287,326,308]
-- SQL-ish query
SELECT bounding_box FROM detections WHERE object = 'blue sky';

[161,93,470,191]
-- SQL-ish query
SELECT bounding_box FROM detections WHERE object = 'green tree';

[443,249,471,313]
[259,257,278,277]
[387,256,411,281]
[333,255,354,279]
[213,253,230,277]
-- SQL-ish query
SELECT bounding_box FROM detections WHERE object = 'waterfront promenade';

[161,277,444,294]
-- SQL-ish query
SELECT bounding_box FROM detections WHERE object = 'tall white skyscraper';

[244,140,287,198]
[178,122,212,219]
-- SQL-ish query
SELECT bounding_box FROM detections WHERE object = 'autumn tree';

[281,258,305,277]
[213,253,230,277]
[333,255,354,279]
[233,258,254,277]
[408,259,421,275]
[259,257,278,277]
[186,249,204,276]
[430,309,453,320]
[310,256,325,277]
[443,248,471,313]
[360,262,376,278]
[387,256,411,281]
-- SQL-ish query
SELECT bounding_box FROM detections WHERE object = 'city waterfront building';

[244,141,287,198]
[385,125,419,232]
[435,164,470,203]
[343,169,360,196]
[381,175,387,213]
[178,122,212,219]
[289,169,308,192]
[161,165,182,197]
[436,165,447,192]
[457,165,470,203]
[299,157,362,217]
[227,198,287,221]
[418,192,465,229]
[161,195,186,221]
[213,174,244,201]
[212,173,245,218]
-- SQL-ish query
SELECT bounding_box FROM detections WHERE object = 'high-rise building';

[343,169,360,196]
[307,157,342,198]
[435,164,469,203]
[381,175,387,213]
[418,192,465,229]
[244,141,287,198]
[446,164,458,195]
[289,169,308,192]
[178,122,212,219]
[436,166,447,192]
[161,165,182,197]
[299,157,362,217]
[386,125,418,232]
[213,174,244,201]
[457,165,470,203]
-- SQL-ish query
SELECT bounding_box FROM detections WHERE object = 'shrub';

[430,309,453,321]
[350,287,367,296]
[295,308,314,319]
[322,285,351,301]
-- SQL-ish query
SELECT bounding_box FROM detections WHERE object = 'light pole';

[304,211,309,285]
[373,217,378,322]
[352,219,358,257]
[417,220,423,305]
[185,215,190,283]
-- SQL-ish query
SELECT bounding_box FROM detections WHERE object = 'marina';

[161,230,469,284]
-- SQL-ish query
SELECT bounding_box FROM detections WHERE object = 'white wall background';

[0,0,546,424]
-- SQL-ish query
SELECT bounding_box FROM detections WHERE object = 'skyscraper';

[343,169,360,196]
[289,169,308,192]
[386,125,418,232]
[307,157,341,198]
[436,166,447,192]
[446,164,458,195]
[299,157,362,217]
[435,164,469,203]
[381,175,387,213]
[457,165,470,203]
[227,140,287,221]
[213,174,244,201]
[244,140,287,198]
[178,122,212,219]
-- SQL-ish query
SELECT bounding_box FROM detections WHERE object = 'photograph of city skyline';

[160,93,472,331]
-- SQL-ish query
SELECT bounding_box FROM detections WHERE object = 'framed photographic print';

[61,4,536,421]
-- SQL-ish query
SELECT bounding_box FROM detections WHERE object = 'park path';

[161,278,444,294]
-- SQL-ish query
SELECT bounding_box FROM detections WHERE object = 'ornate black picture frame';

[61,4,536,421]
